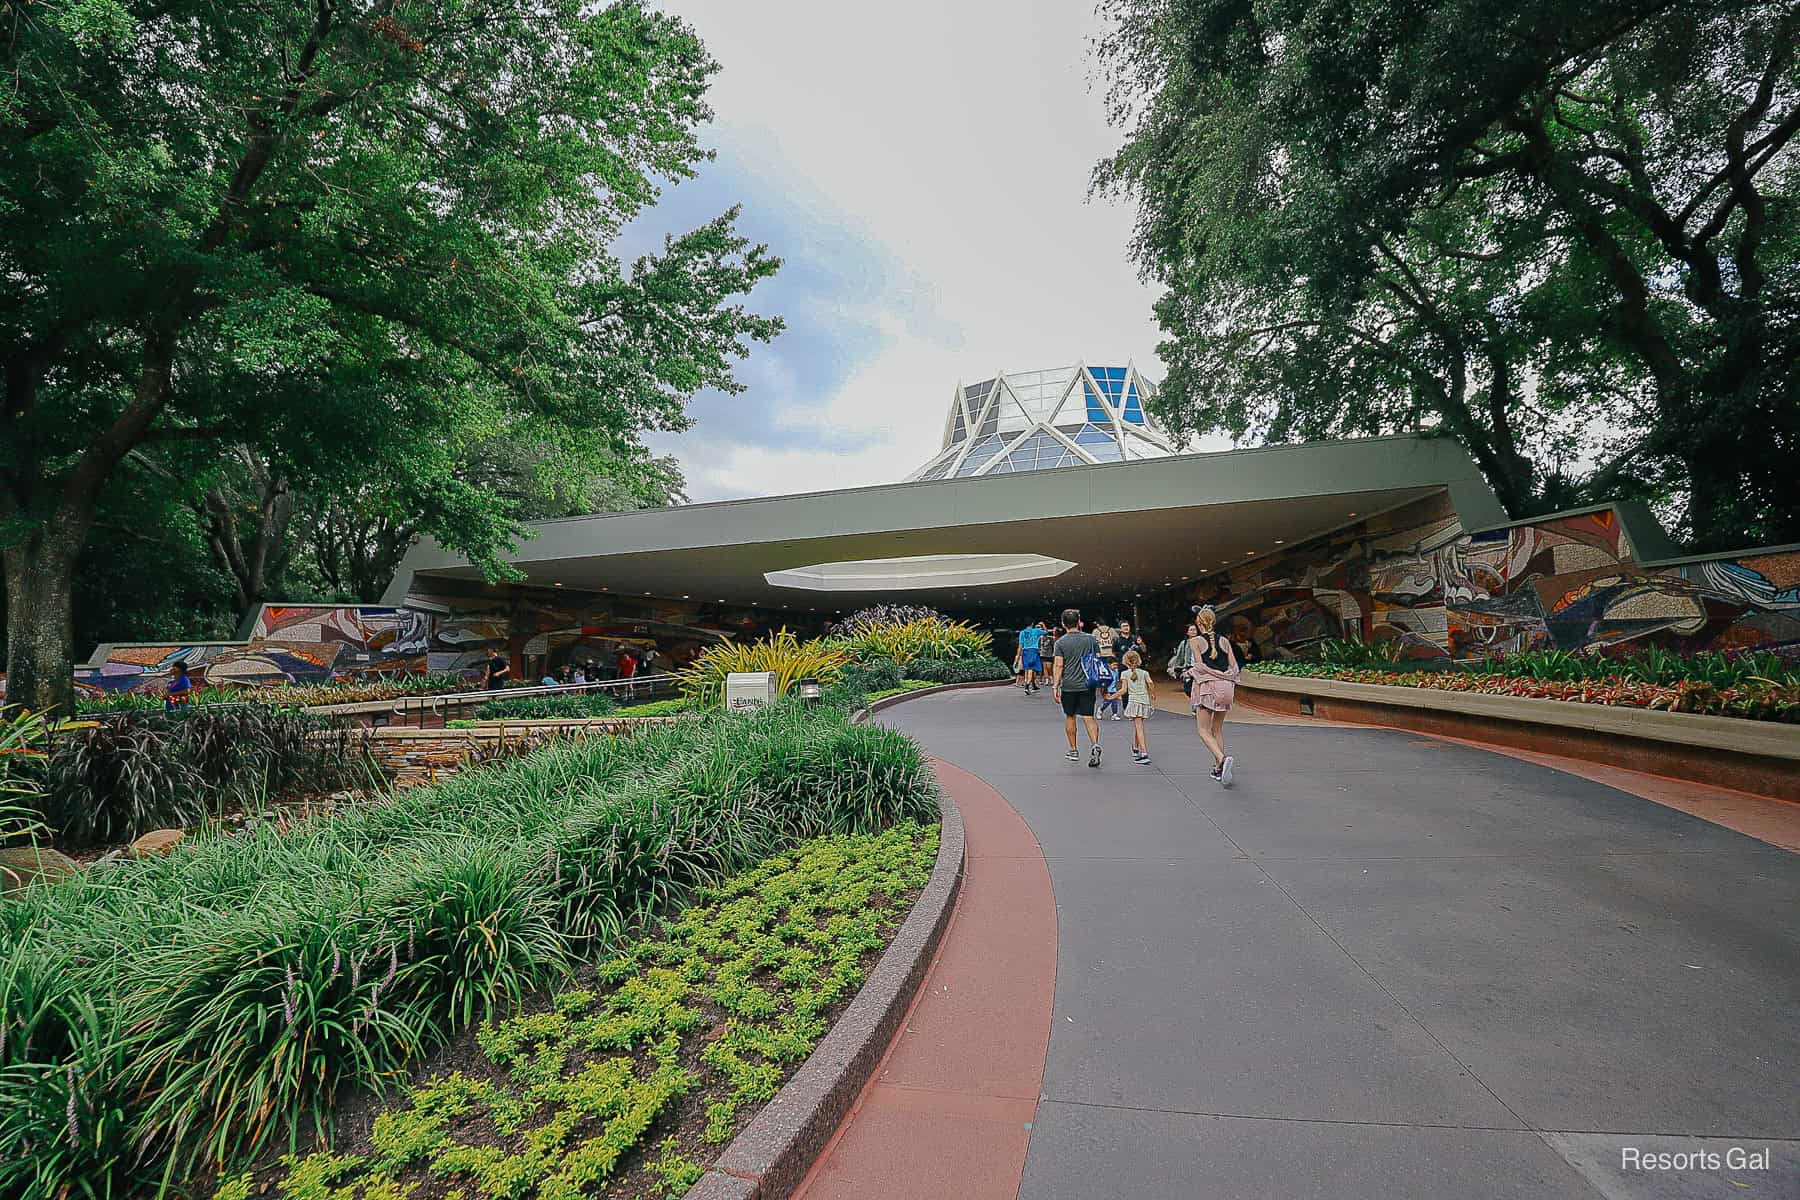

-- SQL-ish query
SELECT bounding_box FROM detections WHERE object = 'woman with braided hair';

[1186,605,1242,786]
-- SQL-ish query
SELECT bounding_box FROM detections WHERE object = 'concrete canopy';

[384,435,1507,613]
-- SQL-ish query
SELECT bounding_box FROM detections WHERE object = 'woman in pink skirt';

[1187,605,1242,785]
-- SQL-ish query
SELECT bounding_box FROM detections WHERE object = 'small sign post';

[724,671,780,712]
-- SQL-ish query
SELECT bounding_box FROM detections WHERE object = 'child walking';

[1111,650,1157,763]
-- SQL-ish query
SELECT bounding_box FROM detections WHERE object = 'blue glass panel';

[1121,382,1144,424]
[1084,380,1107,423]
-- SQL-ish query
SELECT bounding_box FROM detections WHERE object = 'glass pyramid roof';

[907,363,1173,481]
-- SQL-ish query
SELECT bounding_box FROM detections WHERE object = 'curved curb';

[860,676,1013,719]
[1237,671,1800,803]
[685,763,967,1200]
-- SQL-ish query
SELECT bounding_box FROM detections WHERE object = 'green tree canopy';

[1096,0,1798,547]
[2,0,781,711]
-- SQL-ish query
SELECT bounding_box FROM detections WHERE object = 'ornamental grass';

[0,702,938,1198]
[229,823,937,1200]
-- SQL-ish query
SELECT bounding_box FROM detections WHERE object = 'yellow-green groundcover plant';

[220,824,937,1200]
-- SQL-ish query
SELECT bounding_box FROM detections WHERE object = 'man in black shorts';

[1050,607,1103,768]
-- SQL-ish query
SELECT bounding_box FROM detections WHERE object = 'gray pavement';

[882,689,1800,1199]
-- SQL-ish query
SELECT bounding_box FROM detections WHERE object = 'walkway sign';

[725,671,780,712]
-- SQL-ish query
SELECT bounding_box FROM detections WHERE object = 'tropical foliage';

[0,702,938,1195]
[829,617,993,667]
[676,631,849,707]
[826,605,952,638]
[235,824,936,1200]
[0,707,63,843]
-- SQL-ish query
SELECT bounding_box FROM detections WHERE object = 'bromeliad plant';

[676,630,849,708]
[0,702,939,1197]
[828,616,993,667]
[235,824,938,1200]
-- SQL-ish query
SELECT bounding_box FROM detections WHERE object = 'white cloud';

[648,0,1217,500]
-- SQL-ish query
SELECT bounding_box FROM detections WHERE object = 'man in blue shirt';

[1017,620,1046,694]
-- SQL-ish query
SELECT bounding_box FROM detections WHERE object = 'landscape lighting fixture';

[797,677,823,707]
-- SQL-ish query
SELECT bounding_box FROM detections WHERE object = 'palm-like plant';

[676,629,850,706]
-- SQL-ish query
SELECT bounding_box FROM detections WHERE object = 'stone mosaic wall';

[1148,498,1800,664]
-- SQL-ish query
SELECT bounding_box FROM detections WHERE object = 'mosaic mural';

[74,640,348,697]
[1151,499,1800,663]
[76,604,432,696]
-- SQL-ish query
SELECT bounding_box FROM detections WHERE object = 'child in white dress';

[1110,650,1157,763]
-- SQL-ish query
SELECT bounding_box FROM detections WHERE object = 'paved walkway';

[850,687,1800,1199]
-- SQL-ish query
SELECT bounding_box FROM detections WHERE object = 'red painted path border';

[792,759,1057,1200]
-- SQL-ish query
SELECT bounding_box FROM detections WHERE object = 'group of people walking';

[1016,605,1240,783]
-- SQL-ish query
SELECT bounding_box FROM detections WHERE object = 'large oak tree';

[1096,0,1798,547]
[2,0,781,713]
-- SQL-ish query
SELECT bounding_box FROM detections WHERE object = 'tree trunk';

[3,535,80,716]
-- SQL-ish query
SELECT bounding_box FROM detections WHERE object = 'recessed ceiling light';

[681,595,689,599]
[553,582,563,587]
[1347,511,1357,516]
[1274,539,1285,545]
[643,591,651,595]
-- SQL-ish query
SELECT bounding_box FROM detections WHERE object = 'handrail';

[390,673,681,727]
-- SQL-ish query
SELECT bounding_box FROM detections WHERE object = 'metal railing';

[389,673,681,727]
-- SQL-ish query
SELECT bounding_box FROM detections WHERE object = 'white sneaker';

[1219,755,1234,787]
[1065,749,1080,762]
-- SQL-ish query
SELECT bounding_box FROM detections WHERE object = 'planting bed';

[1248,663,1800,722]
[0,702,938,1198]
[228,823,938,1200]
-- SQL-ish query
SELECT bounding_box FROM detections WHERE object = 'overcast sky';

[620,0,1218,502]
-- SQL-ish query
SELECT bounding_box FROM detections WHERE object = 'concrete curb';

[861,676,1014,719]
[685,692,971,1200]
[1238,671,1800,803]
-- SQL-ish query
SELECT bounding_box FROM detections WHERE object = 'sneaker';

[1210,764,1223,781]
[1111,713,1122,721]
[1132,751,1149,763]
[1219,755,1234,787]
[1088,744,1103,769]
[1065,749,1080,762]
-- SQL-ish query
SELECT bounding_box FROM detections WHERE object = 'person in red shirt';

[615,649,637,698]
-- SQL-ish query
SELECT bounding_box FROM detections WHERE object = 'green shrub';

[0,703,939,1196]
[838,658,904,697]
[614,698,692,717]
[472,692,618,721]
[36,707,379,848]
[77,673,481,714]
[905,656,1013,684]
